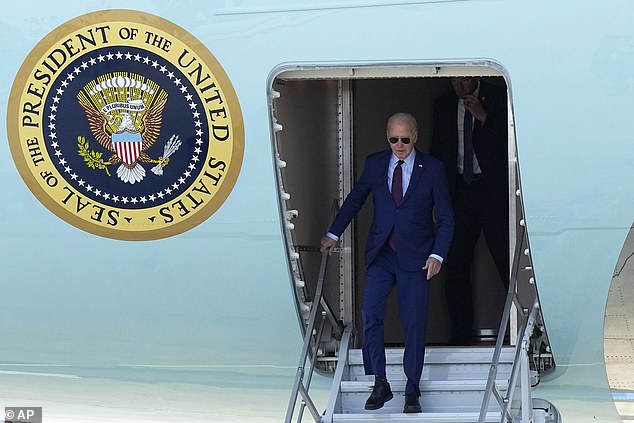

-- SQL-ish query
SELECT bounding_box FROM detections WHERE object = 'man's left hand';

[423,257,442,280]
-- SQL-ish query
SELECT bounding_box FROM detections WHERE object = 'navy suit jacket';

[329,149,454,272]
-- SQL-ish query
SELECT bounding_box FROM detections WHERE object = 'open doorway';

[270,64,511,354]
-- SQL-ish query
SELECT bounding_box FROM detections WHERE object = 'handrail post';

[500,301,539,423]
[297,310,328,422]
[285,252,330,423]
[520,302,538,422]
[479,224,546,423]
[520,345,532,422]
[479,228,526,423]
[286,367,305,423]
[323,324,353,423]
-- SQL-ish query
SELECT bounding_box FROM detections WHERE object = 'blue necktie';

[463,109,474,184]
[388,160,404,250]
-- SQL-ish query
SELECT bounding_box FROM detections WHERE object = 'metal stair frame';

[477,132,556,422]
[323,325,354,423]
[286,252,338,423]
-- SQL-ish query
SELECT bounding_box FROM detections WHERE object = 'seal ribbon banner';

[7,9,244,241]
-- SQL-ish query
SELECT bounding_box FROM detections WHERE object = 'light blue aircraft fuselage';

[1,1,632,422]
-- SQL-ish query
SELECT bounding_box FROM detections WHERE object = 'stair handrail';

[322,324,354,423]
[285,251,331,423]
[501,300,539,422]
[479,225,539,423]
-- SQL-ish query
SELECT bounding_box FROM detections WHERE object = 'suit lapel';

[379,152,392,201]
[402,150,427,204]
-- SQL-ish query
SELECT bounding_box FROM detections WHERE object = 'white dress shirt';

[387,150,415,195]
[457,83,483,175]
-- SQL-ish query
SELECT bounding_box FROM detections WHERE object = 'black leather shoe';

[403,393,422,413]
[364,379,393,410]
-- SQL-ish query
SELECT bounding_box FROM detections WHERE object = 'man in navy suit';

[321,113,454,413]
[431,77,509,346]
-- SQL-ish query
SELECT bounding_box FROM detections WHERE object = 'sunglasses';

[388,137,411,145]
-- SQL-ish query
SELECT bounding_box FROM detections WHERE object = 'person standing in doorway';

[431,77,509,346]
[321,112,454,413]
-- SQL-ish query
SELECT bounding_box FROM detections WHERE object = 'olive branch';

[77,136,111,176]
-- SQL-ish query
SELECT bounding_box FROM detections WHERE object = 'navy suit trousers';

[361,245,430,396]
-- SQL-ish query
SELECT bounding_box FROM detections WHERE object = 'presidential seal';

[8,10,244,240]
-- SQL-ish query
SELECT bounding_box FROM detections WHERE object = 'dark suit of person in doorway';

[431,77,509,346]
[321,113,454,413]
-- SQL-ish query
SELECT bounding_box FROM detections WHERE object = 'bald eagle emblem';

[76,73,181,184]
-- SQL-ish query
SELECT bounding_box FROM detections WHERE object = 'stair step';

[347,347,514,381]
[347,364,512,382]
[340,382,507,414]
[348,347,516,365]
[341,379,508,393]
[332,411,501,422]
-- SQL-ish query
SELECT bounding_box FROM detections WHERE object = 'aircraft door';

[271,69,511,357]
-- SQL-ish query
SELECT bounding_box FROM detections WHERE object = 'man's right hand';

[320,236,337,253]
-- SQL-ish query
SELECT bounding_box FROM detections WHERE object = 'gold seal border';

[7,9,245,241]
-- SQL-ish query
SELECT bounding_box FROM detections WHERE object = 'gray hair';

[387,112,417,131]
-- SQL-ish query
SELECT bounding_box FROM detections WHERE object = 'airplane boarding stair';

[278,77,558,423]
[325,345,512,422]
[281,159,558,422]
[286,229,559,423]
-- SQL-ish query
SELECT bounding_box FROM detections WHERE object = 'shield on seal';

[111,131,143,166]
